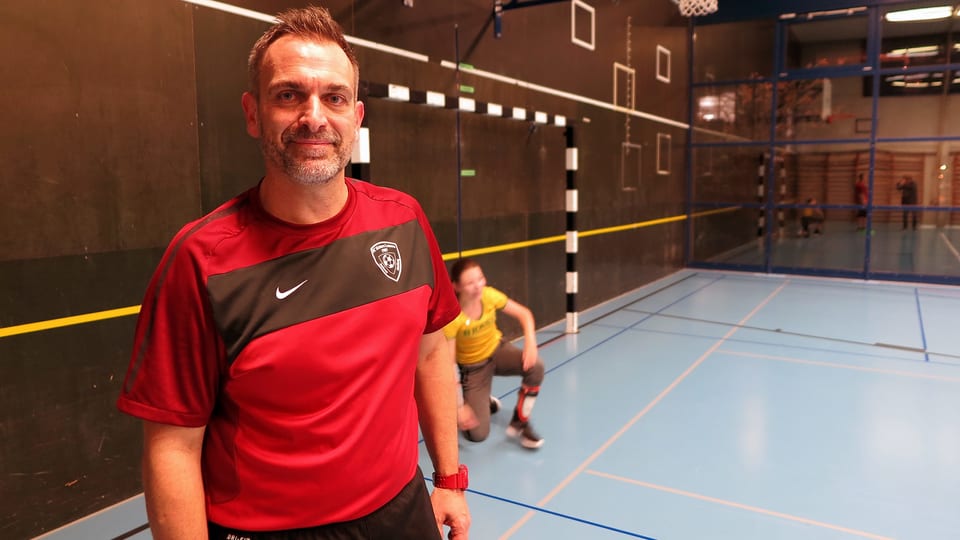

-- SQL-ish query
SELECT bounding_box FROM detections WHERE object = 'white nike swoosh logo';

[275,279,308,300]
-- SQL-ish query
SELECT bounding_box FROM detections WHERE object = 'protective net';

[678,0,718,17]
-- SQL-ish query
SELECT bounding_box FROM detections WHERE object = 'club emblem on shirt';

[370,241,402,282]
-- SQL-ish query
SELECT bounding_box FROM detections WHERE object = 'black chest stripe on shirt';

[206,218,434,363]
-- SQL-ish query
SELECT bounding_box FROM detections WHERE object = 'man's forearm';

[416,335,460,475]
[143,423,207,540]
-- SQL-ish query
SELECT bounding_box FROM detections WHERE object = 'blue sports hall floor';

[39,269,960,540]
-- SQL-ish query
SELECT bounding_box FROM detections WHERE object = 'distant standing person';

[854,173,868,231]
[896,175,919,230]
[444,258,545,450]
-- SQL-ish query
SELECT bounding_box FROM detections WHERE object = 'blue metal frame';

[699,0,918,24]
[864,6,881,278]
[684,17,696,267]
[764,20,784,273]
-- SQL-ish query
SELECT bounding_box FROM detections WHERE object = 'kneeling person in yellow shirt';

[444,258,545,449]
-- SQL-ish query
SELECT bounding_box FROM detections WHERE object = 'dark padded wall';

[2,1,689,537]
[0,1,199,538]
[194,7,268,211]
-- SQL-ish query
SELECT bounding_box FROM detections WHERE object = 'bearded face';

[243,37,363,187]
[258,122,353,186]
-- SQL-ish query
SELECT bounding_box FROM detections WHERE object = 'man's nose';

[299,96,329,131]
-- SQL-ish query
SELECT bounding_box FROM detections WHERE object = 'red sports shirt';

[118,179,459,530]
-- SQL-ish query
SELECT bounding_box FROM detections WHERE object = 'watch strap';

[432,464,468,490]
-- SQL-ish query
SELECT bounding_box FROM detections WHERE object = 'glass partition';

[691,144,766,204]
[784,15,869,71]
[689,206,763,267]
[693,20,775,82]
[876,88,960,137]
[881,1,957,70]
[689,4,960,284]
[692,83,773,142]
[776,75,873,141]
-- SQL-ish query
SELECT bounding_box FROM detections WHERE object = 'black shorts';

[208,467,441,540]
[856,209,867,217]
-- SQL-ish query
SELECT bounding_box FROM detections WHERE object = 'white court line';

[938,231,960,263]
[583,470,894,540]
[719,349,960,383]
[498,281,789,539]
[33,494,145,539]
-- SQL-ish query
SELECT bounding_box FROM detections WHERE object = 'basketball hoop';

[676,0,718,17]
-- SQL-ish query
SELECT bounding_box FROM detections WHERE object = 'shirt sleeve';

[415,207,460,334]
[485,287,509,311]
[116,225,224,427]
[442,313,466,340]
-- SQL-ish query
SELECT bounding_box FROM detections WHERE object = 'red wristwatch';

[432,464,469,490]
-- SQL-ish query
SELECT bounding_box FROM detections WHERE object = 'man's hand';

[431,487,470,539]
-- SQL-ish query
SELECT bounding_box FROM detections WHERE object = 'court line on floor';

[717,349,960,383]
[497,281,789,539]
[33,494,146,540]
[582,470,893,540]
[537,271,712,349]
[428,484,657,539]
[913,287,930,362]
[706,267,960,296]
[938,231,960,263]
[623,309,960,361]
[488,273,726,406]
[614,325,952,369]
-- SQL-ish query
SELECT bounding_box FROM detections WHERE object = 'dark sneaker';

[506,420,544,449]
[490,396,501,415]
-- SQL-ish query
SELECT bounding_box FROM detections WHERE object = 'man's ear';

[241,92,261,138]
[355,100,365,130]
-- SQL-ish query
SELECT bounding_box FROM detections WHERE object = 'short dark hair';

[449,258,481,285]
[247,6,359,96]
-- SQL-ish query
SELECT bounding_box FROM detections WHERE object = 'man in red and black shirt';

[117,7,470,540]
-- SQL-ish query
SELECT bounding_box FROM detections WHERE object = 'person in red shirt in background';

[854,173,868,231]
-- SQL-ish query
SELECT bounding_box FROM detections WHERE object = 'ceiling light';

[887,45,941,58]
[885,6,953,22]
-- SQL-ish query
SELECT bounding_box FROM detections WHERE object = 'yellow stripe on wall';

[0,306,142,339]
[0,208,739,338]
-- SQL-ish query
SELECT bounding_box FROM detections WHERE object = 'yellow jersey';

[443,287,508,365]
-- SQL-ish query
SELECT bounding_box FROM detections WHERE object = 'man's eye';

[278,91,297,101]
